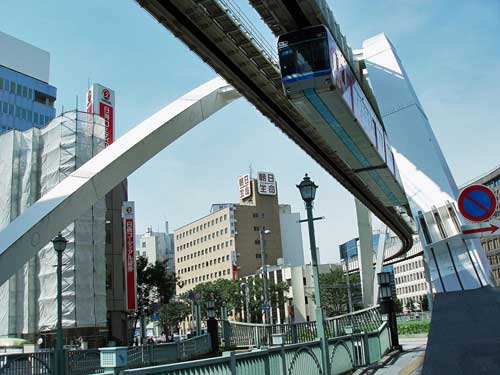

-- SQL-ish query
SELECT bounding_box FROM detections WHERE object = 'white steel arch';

[0,77,240,286]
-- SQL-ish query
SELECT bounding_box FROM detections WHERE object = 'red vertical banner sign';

[86,83,115,147]
[100,102,114,146]
[123,202,137,311]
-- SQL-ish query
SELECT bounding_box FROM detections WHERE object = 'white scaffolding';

[0,111,107,337]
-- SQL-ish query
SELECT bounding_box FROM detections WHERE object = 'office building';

[465,167,500,284]
[0,30,56,133]
[137,227,168,264]
[174,172,307,292]
[340,232,430,307]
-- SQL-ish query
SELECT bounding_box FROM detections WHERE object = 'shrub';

[397,320,430,335]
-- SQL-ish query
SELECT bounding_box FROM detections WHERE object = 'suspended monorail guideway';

[135,0,414,257]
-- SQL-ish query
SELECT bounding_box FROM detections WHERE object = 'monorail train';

[277,25,407,207]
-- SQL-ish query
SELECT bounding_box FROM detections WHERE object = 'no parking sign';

[458,185,497,222]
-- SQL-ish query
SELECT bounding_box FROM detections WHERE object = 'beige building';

[174,175,284,292]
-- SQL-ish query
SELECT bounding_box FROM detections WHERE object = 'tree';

[130,256,178,335]
[188,277,289,323]
[405,298,415,312]
[313,268,361,317]
[394,298,403,314]
[421,295,429,311]
[245,277,289,323]
[158,301,191,336]
[189,279,243,320]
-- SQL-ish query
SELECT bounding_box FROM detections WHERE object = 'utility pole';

[259,228,271,324]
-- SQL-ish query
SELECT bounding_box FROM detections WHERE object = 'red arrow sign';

[463,224,499,235]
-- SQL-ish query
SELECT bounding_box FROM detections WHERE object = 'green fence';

[223,306,383,349]
[122,322,392,375]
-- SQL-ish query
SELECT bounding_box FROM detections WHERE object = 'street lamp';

[52,233,67,375]
[240,282,251,323]
[297,174,330,375]
[259,228,271,324]
[377,271,401,350]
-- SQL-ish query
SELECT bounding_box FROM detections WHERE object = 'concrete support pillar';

[355,198,374,306]
[372,226,388,305]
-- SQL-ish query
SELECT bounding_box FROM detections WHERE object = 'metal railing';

[121,323,392,375]
[213,0,279,66]
[223,306,383,349]
[0,351,53,375]
[0,334,212,375]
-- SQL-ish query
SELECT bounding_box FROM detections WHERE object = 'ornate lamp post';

[52,233,67,375]
[297,174,330,375]
[377,271,401,350]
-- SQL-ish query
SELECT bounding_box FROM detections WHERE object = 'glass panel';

[280,38,330,77]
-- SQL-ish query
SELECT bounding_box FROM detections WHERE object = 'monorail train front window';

[279,38,329,77]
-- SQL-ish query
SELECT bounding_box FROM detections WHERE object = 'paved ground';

[364,336,427,375]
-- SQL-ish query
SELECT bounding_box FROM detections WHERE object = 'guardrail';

[0,334,212,375]
[0,351,53,375]
[122,322,392,375]
[223,306,383,349]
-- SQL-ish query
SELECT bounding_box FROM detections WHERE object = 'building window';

[16,84,22,96]
[254,239,260,245]
[256,254,261,259]
[305,296,308,304]
[10,81,15,93]
[253,226,259,231]
[252,213,259,218]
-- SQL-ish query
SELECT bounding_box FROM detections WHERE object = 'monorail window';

[279,38,330,77]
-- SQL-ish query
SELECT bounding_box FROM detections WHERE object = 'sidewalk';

[362,336,427,375]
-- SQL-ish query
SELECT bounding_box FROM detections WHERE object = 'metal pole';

[259,229,270,325]
[344,260,353,314]
[306,203,330,375]
[56,249,63,375]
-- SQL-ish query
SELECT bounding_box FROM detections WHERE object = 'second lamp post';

[297,174,330,375]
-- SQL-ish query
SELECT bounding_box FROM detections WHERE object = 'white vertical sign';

[257,172,277,195]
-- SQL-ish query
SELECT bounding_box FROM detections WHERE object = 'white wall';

[279,205,305,266]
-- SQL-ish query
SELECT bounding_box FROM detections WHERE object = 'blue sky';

[2,1,499,264]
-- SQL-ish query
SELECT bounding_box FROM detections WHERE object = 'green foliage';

[421,295,429,311]
[189,279,242,319]
[158,301,191,335]
[397,320,430,335]
[314,268,361,317]
[188,277,289,322]
[132,255,177,320]
[394,299,403,314]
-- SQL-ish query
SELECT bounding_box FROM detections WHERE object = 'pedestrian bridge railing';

[122,322,392,375]
[0,334,212,375]
[223,306,383,349]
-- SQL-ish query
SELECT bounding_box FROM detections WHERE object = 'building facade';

[174,173,286,292]
[137,227,168,264]
[340,232,430,308]
[0,30,56,133]
[465,167,500,285]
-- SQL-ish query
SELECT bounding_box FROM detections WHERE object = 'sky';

[1,0,499,264]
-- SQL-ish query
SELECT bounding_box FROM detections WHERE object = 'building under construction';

[0,111,119,347]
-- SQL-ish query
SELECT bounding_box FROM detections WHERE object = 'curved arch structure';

[0,77,240,286]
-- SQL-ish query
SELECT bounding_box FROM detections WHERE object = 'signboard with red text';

[122,202,137,311]
[86,83,115,146]
[257,172,277,195]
